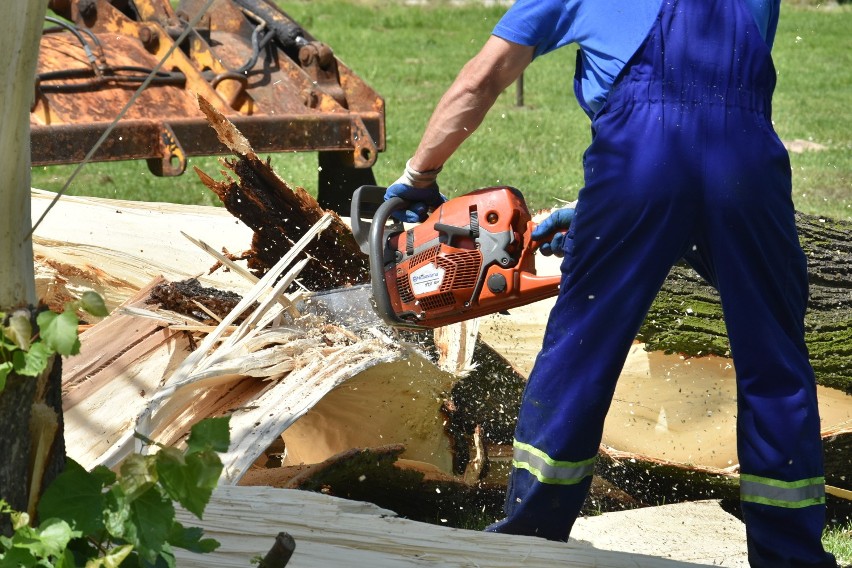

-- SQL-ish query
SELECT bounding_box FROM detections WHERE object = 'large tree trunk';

[0,0,54,535]
[638,212,852,394]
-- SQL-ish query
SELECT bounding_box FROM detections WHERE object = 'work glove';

[384,159,447,223]
[531,202,577,257]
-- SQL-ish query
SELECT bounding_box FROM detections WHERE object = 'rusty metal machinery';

[31,0,385,211]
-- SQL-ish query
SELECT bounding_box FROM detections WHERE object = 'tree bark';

[0,318,65,535]
[0,375,38,528]
[638,212,852,394]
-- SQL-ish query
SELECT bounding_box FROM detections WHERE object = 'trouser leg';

[487,129,701,540]
[693,113,836,567]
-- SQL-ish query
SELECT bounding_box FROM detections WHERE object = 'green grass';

[772,4,852,220]
[31,1,852,221]
[825,521,852,568]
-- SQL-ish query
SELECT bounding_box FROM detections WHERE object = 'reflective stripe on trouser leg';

[740,474,826,509]
[512,440,597,485]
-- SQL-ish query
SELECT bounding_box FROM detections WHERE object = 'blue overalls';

[487,1,837,566]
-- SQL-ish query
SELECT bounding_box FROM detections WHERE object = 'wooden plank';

[174,486,716,568]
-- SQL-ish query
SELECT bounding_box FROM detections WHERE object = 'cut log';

[638,212,852,394]
[32,190,474,485]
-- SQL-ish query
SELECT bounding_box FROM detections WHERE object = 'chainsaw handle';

[351,185,390,254]
[350,185,412,326]
[367,195,412,327]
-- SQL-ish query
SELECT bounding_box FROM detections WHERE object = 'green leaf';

[36,309,80,357]
[80,292,109,319]
[154,542,177,568]
[119,454,157,503]
[58,548,78,568]
[0,545,37,566]
[13,342,52,377]
[90,465,117,487]
[104,486,134,544]
[155,449,222,519]
[185,416,231,455]
[38,460,105,536]
[129,488,174,565]
[2,517,78,563]
[0,362,11,392]
[83,543,132,568]
[33,518,81,558]
[167,522,219,554]
[6,313,32,351]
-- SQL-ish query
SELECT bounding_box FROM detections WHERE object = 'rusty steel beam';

[32,0,386,209]
[31,113,382,168]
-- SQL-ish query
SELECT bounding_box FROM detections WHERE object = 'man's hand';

[532,203,577,257]
[385,160,447,223]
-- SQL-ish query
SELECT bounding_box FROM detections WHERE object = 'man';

[384,1,837,566]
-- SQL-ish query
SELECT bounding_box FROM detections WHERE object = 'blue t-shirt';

[493,0,780,114]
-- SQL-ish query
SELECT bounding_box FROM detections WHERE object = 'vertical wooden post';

[0,0,50,534]
[515,72,524,107]
[0,0,46,308]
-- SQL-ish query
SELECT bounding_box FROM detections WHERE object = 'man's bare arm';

[409,36,535,172]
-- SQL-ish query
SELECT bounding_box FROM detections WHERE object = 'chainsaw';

[348,185,562,330]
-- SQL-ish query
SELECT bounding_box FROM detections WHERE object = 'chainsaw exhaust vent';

[437,250,482,292]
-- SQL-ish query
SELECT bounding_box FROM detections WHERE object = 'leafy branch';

[0,291,109,392]
[0,416,230,567]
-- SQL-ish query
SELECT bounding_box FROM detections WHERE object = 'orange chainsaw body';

[366,186,561,329]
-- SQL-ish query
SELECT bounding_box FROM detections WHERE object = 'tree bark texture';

[0,355,64,535]
[638,212,852,394]
[0,374,37,532]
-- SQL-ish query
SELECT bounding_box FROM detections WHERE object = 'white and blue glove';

[384,159,447,223]
[531,202,577,257]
